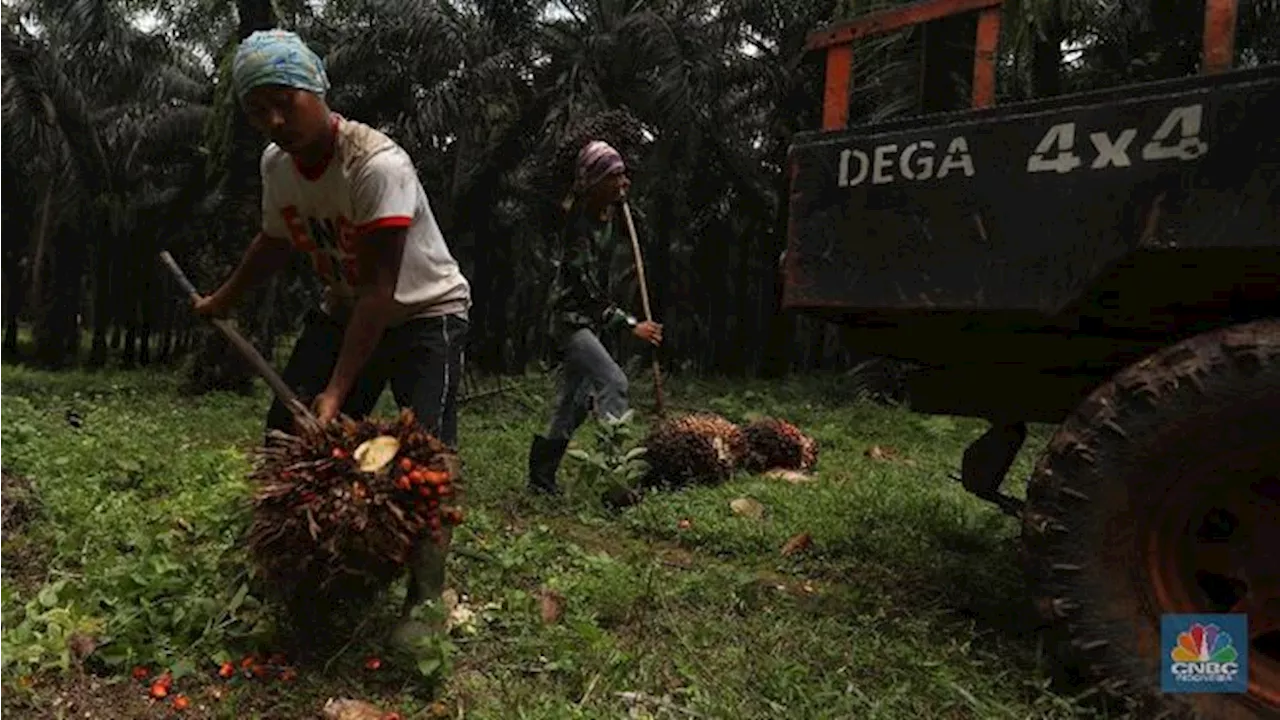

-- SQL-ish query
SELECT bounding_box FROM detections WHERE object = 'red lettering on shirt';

[281,206,314,251]
[277,205,378,288]
[281,205,339,283]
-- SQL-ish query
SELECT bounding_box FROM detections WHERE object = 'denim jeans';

[266,308,468,448]
[545,328,629,440]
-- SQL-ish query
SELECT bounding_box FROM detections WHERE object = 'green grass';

[0,363,1133,719]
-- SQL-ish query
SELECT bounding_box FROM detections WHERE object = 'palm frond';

[126,103,214,169]
[2,22,114,193]
[325,0,469,86]
[140,65,211,104]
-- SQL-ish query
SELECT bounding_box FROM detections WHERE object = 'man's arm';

[561,226,636,332]
[321,226,405,406]
[313,148,419,419]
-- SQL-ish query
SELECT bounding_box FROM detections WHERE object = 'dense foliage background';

[4,0,1278,390]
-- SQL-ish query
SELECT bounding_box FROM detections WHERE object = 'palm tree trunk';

[735,216,754,376]
[4,247,26,356]
[761,161,794,379]
[469,224,498,372]
[139,272,155,365]
[649,142,679,358]
[88,237,111,367]
[26,174,57,329]
[703,271,718,374]
[235,0,278,34]
[122,292,139,367]
[159,304,175,363]
[34,229,86,368]
[183,0,281,395]
[492,234,514,373]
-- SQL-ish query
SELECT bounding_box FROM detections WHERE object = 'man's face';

[242,85,331,154]
[589,169,631,206]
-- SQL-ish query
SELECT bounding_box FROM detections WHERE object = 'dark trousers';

[267,308,468,448]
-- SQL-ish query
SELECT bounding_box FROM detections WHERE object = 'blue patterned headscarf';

[232,29,330,102]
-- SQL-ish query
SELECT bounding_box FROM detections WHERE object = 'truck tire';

[1022,319,1280,720]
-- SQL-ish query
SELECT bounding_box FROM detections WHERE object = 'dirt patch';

[2,672,195,720]
[0,667,438,720]
[2,469,49,593]
[2,468,38,532]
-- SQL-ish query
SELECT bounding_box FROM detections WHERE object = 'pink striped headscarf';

[572,140,626,195]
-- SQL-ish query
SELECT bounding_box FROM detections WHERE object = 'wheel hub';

[1147,469,1280,707]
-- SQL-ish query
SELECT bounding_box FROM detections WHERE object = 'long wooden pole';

[158,251,321,432]
[619,199,665,416]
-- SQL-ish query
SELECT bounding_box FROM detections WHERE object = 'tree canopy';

[4,0,1277,384]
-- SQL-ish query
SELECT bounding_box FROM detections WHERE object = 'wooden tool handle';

[158,250,202,299]
[619,200,666,416]
[158,251,320,429]
[620,200,654,323]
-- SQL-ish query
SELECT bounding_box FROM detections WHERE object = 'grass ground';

[1,363,1135,719]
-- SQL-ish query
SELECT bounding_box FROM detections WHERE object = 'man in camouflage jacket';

[527,140,663,495]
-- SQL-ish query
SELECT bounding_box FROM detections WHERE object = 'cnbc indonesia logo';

[1167,621,1242,688]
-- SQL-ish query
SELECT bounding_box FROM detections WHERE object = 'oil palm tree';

[2,0,213,367]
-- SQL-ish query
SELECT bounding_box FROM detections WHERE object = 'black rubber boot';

[527,434,569,494]
[389,531,449,654]
[601,482,642,510]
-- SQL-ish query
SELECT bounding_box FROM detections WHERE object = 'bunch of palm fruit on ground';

[244,409,463,621]
[641,413,819,490]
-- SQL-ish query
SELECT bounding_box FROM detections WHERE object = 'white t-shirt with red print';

[259,114,471,325]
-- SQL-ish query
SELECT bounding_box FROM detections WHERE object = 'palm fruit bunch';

[245,409,463,616]
[526,107,648,206]
[642,413,748,489]
[741,418,820,473]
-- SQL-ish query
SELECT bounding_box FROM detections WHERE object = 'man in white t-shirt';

[192,28,469,654]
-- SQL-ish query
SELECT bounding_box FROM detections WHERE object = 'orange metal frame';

[807,0,1005,131]
[1202,0,1239,75]
[809,0,1241,133]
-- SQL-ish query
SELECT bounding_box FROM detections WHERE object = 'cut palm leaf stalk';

[642,413,747,489]
[247,408,464,619]
[353,435,400,473]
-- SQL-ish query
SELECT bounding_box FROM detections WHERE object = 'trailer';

[783,0,1278,717]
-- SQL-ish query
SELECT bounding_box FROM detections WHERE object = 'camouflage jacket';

[547,207,637,346]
